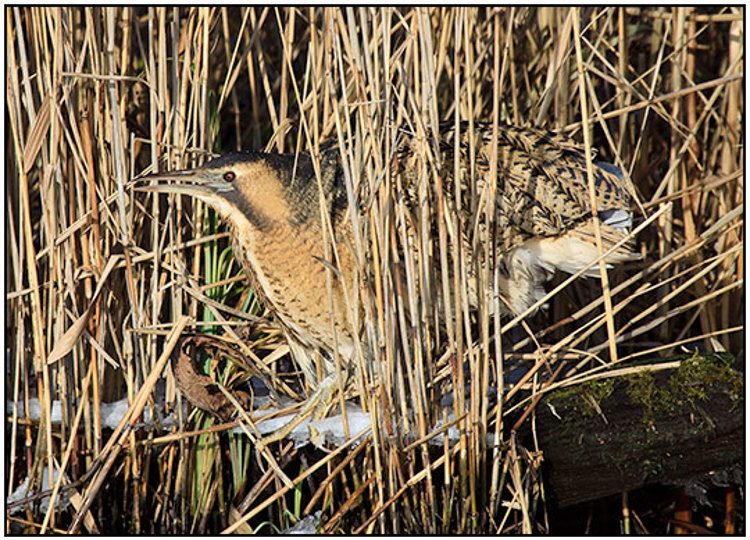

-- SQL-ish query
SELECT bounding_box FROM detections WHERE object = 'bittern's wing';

[400,121,637,254]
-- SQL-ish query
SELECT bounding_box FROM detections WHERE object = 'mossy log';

[537,352,742,507]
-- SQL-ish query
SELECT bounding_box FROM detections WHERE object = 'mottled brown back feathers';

[396,121,635,254]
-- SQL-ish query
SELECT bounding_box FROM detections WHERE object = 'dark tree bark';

[537,353,742,507]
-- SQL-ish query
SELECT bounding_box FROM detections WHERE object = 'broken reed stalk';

[5,6,743,534]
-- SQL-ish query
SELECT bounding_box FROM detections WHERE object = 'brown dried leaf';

[22,95,51,173]
[47,256,120,365]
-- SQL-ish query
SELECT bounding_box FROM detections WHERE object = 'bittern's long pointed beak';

[134,168,233,201]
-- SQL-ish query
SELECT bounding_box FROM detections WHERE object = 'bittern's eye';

[223,171,236,182]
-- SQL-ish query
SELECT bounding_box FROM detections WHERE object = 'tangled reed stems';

[6,7,743,534]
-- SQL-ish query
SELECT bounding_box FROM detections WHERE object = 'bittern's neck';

[259,150,348,230]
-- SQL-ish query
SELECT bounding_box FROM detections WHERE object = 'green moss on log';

[546,377,615,420]
[625,351,742,425]
[545,351,741,428]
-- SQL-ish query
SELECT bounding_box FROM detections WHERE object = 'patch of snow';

[7,467,69,515]
[8,397,184,431]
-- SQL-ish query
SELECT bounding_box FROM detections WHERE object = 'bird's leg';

[257,373,340,446]
[310,373,337,420]
[256,402,315,447]
[285,337,319,396]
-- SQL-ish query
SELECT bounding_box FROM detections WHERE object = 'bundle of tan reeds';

[6,7,743,534]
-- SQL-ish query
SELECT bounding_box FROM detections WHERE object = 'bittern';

[138,122,637,415]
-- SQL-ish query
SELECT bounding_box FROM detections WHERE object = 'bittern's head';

[137,152,295,231]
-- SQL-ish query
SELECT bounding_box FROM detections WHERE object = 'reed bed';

[6,7,743,534]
